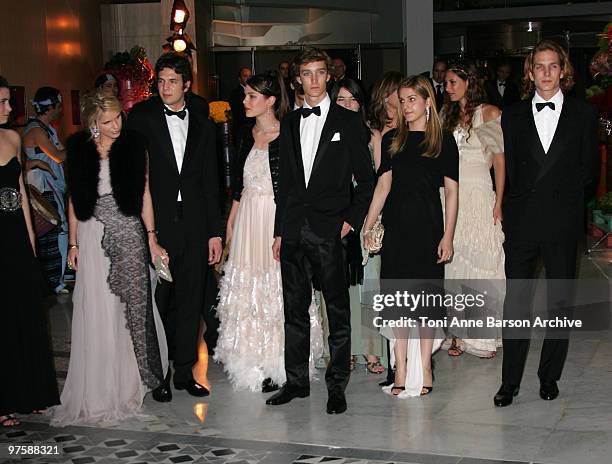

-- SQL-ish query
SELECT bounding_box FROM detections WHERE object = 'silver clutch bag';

[362,215,384,265]
[154,255,173,282]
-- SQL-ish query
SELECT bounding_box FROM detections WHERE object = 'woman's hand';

[493,202,503,225]
[437,235,453,264]
[67,247,79,271]
[27,159,57,179]
[363,228,374,252]
[149,238,169,266]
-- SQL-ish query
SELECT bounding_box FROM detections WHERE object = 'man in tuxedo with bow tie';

[486,62,520,110]
[266,47,375,414]
[127,52,222,402]
[430,58,447,111]
[495,40,598,407]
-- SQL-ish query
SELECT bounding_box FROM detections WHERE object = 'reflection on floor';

[2,247,610,464]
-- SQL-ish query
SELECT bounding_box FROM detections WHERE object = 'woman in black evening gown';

[0,76,59,426]
[363,75,459,398]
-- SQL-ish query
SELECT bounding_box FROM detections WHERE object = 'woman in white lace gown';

[442,61,506,358]
[214,72,323,392]
[51,93,168,426]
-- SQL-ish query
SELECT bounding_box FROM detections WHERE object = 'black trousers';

[281,222,351,394]
[502,238,577,387]
[155,205,212,386]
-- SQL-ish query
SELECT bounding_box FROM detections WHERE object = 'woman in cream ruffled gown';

[441,61,506,358]
[214,72,323,392]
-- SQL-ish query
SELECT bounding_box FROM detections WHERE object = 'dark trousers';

[155,205,212,386]
[281,222,351,394]
[501,238,577,387]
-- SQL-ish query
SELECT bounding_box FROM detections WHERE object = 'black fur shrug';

[66,130,147,221]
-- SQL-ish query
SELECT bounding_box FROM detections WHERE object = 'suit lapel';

[523,102,546,166]
[309,104,338,180]
[182,108,200,171]
[290,113,306,190]
[535,97,573,182]
[153,102,180,174]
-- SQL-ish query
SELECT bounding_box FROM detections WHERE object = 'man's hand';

[208,237,222,264]
[272,237,282,262]
[340,222,352,239]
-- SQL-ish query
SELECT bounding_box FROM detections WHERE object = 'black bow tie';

[164,107,187,120]
[536,102,555,112]
[498,81,506,87]
[301,106,321,118]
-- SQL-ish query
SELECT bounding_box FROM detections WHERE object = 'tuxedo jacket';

[274,103,375,240]
[429,78,446,112]
[501,96,598,243]
[486,80,520,110]
[126,96,221,249]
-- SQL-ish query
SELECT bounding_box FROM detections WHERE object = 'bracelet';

[69,244,79,249]
[147,230,158,235]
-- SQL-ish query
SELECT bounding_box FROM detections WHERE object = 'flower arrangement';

[104,46,154,112]
[209,101,231,123]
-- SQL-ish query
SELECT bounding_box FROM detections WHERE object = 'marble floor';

[2,247,610,464]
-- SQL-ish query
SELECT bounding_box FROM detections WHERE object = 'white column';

[402,0,434,76]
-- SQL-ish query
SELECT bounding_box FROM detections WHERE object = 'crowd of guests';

[0,38,598,426]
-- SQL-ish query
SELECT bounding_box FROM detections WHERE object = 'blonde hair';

[80,90,122,134]
[389,75,443,158]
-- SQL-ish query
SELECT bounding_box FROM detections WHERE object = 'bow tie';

[164,107,187,120]
[498,81,506,87]
[535,102,555,112]
[301,106,321,118]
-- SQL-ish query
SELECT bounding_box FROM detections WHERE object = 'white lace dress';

[443,105,505,357]
[214,147,324,391]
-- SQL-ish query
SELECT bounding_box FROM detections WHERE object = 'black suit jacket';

[274,103,375,239]
[486,80,520,110]
[501,96,598,243]
[126,96,221,251]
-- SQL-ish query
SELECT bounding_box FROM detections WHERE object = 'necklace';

[254,123,279,134]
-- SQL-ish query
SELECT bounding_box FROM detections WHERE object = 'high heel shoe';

[420,386,433,396]
[391,385,405,396]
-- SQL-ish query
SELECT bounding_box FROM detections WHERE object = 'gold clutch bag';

[154,255,173,282]
[362,215,384,265]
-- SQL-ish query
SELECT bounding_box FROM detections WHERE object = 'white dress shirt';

[432,79,444,96]
[300,94,331,186]
[164,104,189,200]
[497,80,506,97]
[532,89,563,154]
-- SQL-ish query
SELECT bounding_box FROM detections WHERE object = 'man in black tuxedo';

[228,66,252,146]
[430,58,447,112]
[495,40,598,407]
[266,47,375,414]
[127,53,222,402]
[486,62,520,110]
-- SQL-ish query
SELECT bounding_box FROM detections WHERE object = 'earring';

[90,127,100,138]
[426,106,430,123]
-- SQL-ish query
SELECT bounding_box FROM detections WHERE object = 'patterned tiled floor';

[0,422,534,464]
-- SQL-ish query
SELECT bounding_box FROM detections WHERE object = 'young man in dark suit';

[266,47,375,414]
[126,53,222,402]
[486,62,520,110]
[430,58,447,112]
[495,40,598,407]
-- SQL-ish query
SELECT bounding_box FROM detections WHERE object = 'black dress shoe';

[379,379,394,387]
[326,392,347,414]
[494,384,520,407]
[266,385,309,405]
[540,381,559,401]
[175,380,210,397]
[152,384,172,403]
[262,378,280,393]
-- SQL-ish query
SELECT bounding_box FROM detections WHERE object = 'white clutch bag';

[154,255,173,282]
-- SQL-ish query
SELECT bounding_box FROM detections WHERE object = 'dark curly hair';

[441,60,488,140]
[154,52,193,87]
[0,75,8,89]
